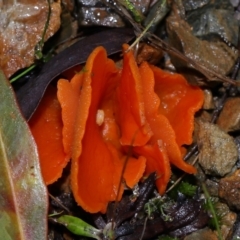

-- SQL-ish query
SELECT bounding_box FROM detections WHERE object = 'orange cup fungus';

[29,44,204,213]
[29,85,69,185]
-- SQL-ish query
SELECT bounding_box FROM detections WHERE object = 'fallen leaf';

[166,4,238,85]
[0,0,61,78]
[0,71,48,239]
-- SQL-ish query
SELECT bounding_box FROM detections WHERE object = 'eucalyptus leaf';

[15,28,134,120]
[0,71,48,240]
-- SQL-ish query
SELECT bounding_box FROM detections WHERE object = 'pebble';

[217,98,240,132]
[230,0,240,7]
[205,179,219,197]
[184,227,218,240]
[219,169,240,210]
[215,202,237,239]
[203,89,215,110]
[197,121,238,177]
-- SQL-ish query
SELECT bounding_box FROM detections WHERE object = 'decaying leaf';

[110,0,237,86]
[166,2,238,85]
[186,3,239,46]
[0,71,48,239]
[0,0,61,78]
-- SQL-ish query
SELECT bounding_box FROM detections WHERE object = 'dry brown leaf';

[0,0,61,78]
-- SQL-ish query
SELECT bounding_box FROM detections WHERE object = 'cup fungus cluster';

[29,44,203,213]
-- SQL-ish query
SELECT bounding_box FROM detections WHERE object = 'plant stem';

[10,64,36,83]
[202,183,223,240]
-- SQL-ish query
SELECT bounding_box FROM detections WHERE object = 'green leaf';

[56,215,102,239]
[0,71,48,240]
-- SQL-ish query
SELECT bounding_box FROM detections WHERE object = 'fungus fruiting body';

[29,85,69,184]
[30,45,204,213]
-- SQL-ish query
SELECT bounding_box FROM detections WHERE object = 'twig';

[127,0,168,51]
[166,155,199,193]
[148,33,236,85]
[49,193,71,214]
[139,217,148,240]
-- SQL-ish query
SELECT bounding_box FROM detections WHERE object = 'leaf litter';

[3,0,240,239]
[0,0,61,78]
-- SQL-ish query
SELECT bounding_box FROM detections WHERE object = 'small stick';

[49,193,71,214]
[166,155,199,193]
